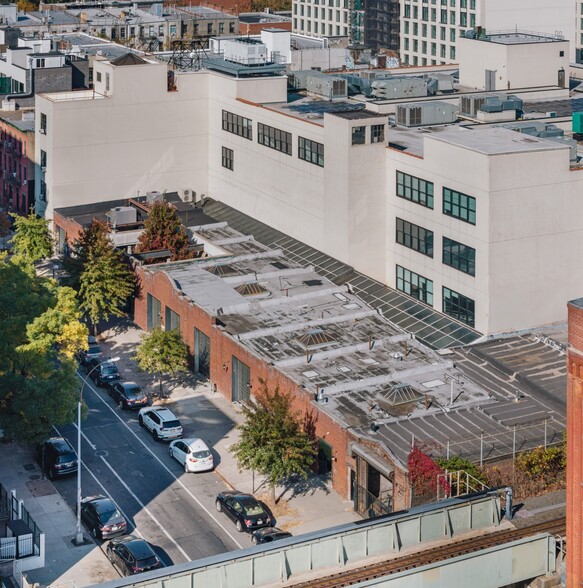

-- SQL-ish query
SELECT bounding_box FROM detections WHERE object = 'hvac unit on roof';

[179,188,200,203]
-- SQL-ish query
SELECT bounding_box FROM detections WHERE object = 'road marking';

[77,373,244,550]
[97,453,190,561]
[72,422,97,450]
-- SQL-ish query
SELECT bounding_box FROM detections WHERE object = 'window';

[40,149,47,168]
[443,237,475,276]
[396,218,434,257]
[443,286,475,327]
[207,23,213,33]
[105,73,110,92]
[130,26,135,35]
[96,71,102,83]
[40,112,47,133]
[443,187,476,224]
[158,25,164,35]
[222,146,233,170]
[229,22,235,33]
[40,179,46,202]
[351,126,366,145]
[396,171,434,208]
[170,24,176,35]
[371,124,384,143]
[147,294,161,331]
[165,307,180,332]
[396,265,433,305]
[222,110,252,140]
[219,22,224,33]
[258,123,292,154]
[298,137,324,167]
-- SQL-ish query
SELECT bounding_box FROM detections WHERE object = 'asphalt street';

[52,374,253,570]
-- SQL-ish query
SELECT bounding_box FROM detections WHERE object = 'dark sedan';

[108,382,149,410]
[252,527,292,545]
[77,342,102,367]
[80,495,127,540]
[86,358,121,388]
[215,491,274,533]
[106,535,163,576]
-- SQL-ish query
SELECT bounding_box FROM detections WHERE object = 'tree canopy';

[11,211,52,264]
[232,381,316,503]
[66,221,135,333]
[133,327,188,396]
[0,256,84,443]
[135,200,193,262]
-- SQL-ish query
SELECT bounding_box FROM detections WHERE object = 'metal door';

[194,329,210,377]
[485,69,495,91]
[147,294,161,331]
[231,356,250,402]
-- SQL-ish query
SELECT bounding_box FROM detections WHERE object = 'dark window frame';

[396,170,434,208]
[351,126,366,145]
[443,187,476,225]
[396,265,433,305]
[371,124,385,143]
[396,217,434,257]
[443,286,475,327]
[221,146,234,170]
[298,136,324,167]
[222,110,252,140]
[258,122,292,155]
[442,237,475,276]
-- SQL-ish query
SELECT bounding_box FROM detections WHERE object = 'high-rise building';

[400,0,575,66]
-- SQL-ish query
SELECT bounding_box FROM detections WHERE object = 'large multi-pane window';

[442,237,475,276]
[396,218,434,257]
[222,110,252,140]
[221,146,233,170]
[371,124,385,144]
[396,265,433,305]
[352,126,366,145]
[258,123,292,155]
[443,286,475,327]
[443,188,476,224]
[396,171,434,208]
[298,137,324,167]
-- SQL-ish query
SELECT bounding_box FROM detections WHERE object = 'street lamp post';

[74,356,120,545]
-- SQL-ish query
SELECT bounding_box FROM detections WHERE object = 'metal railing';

[352,481,392,518]
[437,470,490,501]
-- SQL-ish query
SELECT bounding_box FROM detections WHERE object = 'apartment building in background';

[35,31,583,337]
[400,0,575,66]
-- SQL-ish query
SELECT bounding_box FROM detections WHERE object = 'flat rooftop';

[481,31,566,45]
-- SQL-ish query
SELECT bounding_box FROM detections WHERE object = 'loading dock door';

[194,328,210,377]
[232,357,250,402]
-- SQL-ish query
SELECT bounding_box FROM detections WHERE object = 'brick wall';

[567,301,583,588]
[53,212,84,249]
[239,21,292,35]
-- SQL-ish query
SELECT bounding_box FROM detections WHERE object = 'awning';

[351,443,394,480]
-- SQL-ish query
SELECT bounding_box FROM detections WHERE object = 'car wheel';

[236,519,244,533]
[118,400,124,410]
[184,462,189,473]
[153,430,160,442]
[138,415,144,427]
[48,468,55,480]
[252,535,258,545]
[215,500,222,512]
[169,447,174,458]
[92,527,99,539]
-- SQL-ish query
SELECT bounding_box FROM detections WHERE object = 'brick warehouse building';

[567,298,583,587]
[54,196,568,517]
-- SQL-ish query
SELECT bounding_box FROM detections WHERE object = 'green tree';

[0,256,81,443]
[133,327,188,397]
[436,455,488,495]
[232,380,317,504]
[68,221,135,334]
[11,211,52,264]
[135,200,193,262]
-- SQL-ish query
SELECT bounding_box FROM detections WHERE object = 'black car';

[252,527,292,545]
[215,491,274,533]
[106,535,163,576]
[35,437,78,480]
[86,358,121,388]
[109,382,149,410]
[80,495,127,540]
[77,341,102,367]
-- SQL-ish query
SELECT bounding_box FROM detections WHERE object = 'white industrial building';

[35,32,583,337]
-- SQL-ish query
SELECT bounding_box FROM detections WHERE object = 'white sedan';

[169,438,214,473]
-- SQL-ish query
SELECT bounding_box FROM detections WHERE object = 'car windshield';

[126,387,143,398]
[192,450,210,459]
[241,501,265,516]
[163,420,181,428]
[102,366,118,375]
[97,509,122,523]
[56,452,76,464]
[136,556,159,569]
[88,346,101,355]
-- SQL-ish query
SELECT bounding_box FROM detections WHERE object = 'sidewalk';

[100,319,361,536]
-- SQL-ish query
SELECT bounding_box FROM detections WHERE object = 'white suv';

[138,407,183,441]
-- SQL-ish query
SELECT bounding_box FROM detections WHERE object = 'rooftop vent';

[235,282,269,297]
[296,328,336,349]
[106,206,137,228]
[379,383,424,407]
[206,264,239,277]
[271,261,289,270]
[303,279,323,287]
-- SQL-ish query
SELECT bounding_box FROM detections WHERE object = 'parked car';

[138,406,183,441]
[86,358,121,388]
[109,382,149,410]
[80,495,127,540]
[168,438,213,472]
[106,535,163,576]
[251,527,292,545]
[76,339,102,367]
[215,491,274,533]
[35,437,78,480]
